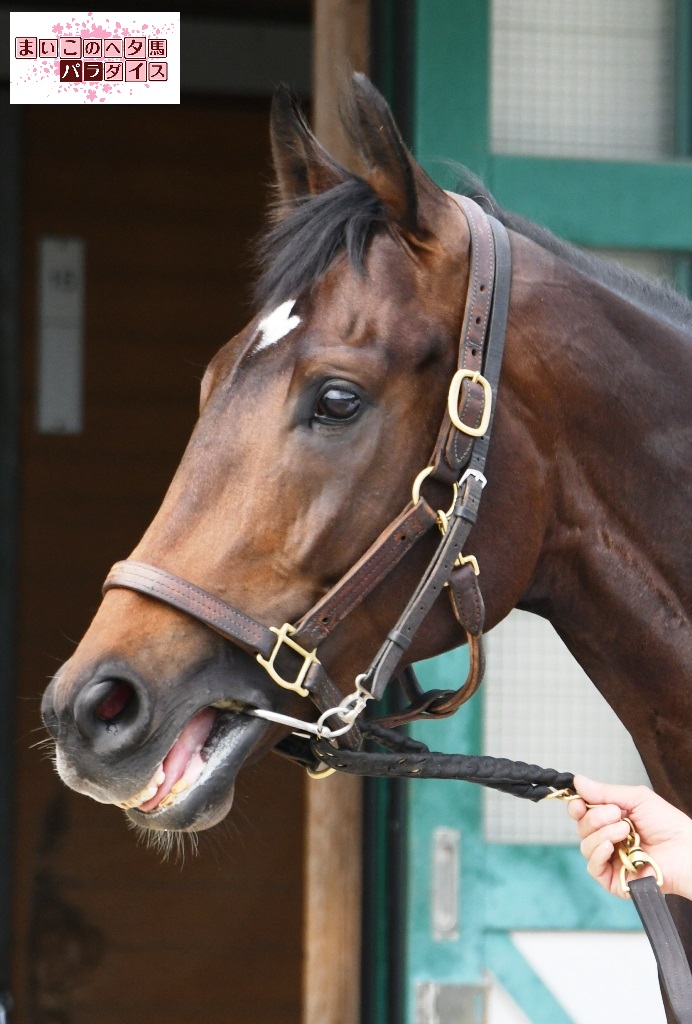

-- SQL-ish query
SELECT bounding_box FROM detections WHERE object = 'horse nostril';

[95,679,135,722]
[73,674,152,752]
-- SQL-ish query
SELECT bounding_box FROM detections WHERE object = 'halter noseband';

[103,195,512,761]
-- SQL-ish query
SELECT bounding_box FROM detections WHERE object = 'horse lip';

[133,702,260,812]
[132,705,218,812]
[126,709,273,831]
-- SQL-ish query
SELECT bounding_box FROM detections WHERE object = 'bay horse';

[42,75,692,975]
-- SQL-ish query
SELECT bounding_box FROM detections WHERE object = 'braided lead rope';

[311,721,574,802]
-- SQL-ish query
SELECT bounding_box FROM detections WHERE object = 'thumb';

[573,775,643,814]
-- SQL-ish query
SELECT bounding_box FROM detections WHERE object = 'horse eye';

[314,385,362,423]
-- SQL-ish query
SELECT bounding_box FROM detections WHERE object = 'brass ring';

[411,465,434,505]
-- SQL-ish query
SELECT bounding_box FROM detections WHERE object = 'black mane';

[254,167,692,337]
[254,176,388,310]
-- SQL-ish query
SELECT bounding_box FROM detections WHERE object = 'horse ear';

[347,73,446,240]
[270,85,348,206]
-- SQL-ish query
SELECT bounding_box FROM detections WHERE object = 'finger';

[587,838,614,876]
[576,803,623,840]
[580,820,631,861]
[573,774,647,815]
[586,839,617,885]
[567,797,587,821]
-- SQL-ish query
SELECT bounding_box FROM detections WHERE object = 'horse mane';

[254,163,691,338]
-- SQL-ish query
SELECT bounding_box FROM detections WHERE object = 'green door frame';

[414,0,692,271]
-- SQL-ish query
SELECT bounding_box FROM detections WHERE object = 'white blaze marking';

[253,299,301,353]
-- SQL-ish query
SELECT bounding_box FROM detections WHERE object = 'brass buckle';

[256,623,319,697]
[448,369,492,437]
[457,553,480,575]
[435,507,480,575]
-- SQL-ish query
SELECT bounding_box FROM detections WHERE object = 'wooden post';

[303,6,369,1022]
[303,772,364,1024]
[313,0,370,160]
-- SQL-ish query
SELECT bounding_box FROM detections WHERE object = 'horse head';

[41,76,551,833]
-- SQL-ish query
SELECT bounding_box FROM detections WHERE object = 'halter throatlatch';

[103,195,511,761]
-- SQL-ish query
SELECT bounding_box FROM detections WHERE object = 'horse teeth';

[159,793,176,809]
[117,768,164,809]
[171,779,189,795]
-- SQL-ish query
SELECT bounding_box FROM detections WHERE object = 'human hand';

[568,775,692,900]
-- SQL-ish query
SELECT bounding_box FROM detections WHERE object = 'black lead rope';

[311,721,692,1024]
[312,721,574,800]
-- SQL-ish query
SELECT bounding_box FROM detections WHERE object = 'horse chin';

[125,709,274,833]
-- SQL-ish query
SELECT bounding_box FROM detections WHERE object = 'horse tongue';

[138,707,216,812]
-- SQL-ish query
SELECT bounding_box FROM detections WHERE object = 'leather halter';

[103,195,512,754]
[99,198,692,1017]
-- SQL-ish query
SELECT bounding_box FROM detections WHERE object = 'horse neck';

[507,234,692,798]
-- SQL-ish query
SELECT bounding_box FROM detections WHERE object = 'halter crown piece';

[103,195,511,762]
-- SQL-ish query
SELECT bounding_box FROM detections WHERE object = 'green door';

[406,651,657,1024]
[399,2,692,1022]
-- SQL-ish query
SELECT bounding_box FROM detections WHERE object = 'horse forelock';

[254,175,391,312]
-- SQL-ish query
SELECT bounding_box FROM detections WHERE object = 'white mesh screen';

[483,611,649,844]
[491,0,676,160]
[482,0,674,844]
[595,249,675,283]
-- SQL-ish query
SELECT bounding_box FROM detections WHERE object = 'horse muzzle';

[41,650,285,832]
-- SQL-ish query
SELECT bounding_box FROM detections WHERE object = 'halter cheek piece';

[103,195,511,755]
